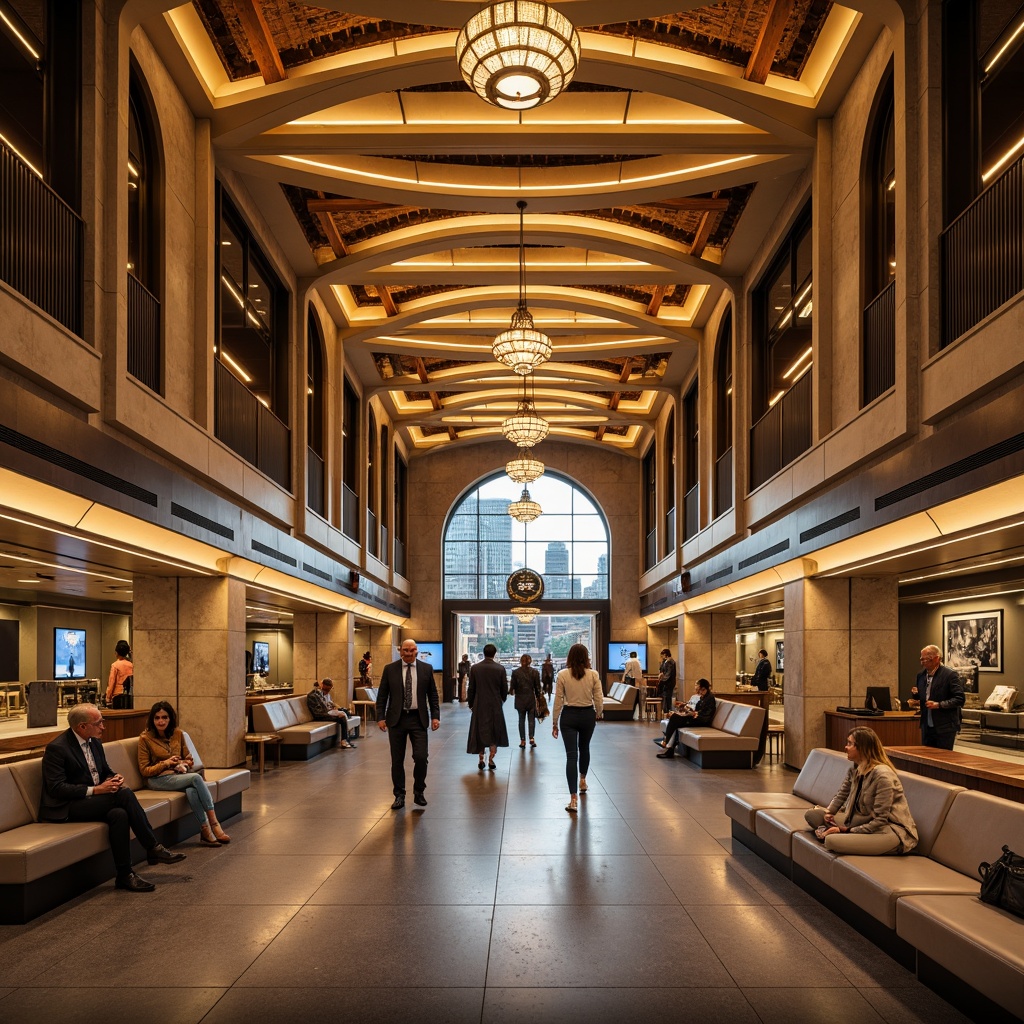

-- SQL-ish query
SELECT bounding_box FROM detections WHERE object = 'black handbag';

[979,845,1024,918]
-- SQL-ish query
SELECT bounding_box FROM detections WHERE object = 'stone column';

[132,575,246,768]
[292,612,355,704]
[679,611,736,694]
[782,577,898,767]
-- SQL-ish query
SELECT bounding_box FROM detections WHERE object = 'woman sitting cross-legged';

[804,726,918,855]
[656,678,716,758]
[138,701,231,847]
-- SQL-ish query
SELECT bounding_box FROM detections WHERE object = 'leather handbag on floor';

[979,845,1024,918]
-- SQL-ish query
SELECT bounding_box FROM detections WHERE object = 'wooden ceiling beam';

[307,199,402,213]
[236,0,287,85]
[377,286,398,317]
[312,191,347,258]
[744,0,795,84]
[646,285,667,317]
[644,198,730,212]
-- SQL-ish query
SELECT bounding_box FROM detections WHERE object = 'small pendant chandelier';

[491,201,552,375]
[456,2,581,111]
[507,485,542,523]
[502,374,549,447]
[506,453,544,483]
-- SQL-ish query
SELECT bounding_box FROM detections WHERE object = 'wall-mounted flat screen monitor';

[54,628,86,679]
[608,643,646,673]
[416,642,443,671]
[252,641,270,676]
[865,686,893,711]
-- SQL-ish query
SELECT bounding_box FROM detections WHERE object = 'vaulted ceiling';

[144,0,884,458]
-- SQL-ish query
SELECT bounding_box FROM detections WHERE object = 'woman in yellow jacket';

[138,701,231,847]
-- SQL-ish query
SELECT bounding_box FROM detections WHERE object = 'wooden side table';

[352,700,377,730]
[644,698,662,723]
[244,732,282,774]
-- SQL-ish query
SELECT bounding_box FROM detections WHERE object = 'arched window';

[306,309,326,516]
[664,407,676,548]
[714,306,733,516]
[367,406,378,557]
[443,473,609,601]
[682,383,698,540]
[379,423,389,565]
[126,66,162,393]
[862,67,895,406]
[642,443,657,570]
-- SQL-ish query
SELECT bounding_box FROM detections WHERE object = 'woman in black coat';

[509,654,543,749]
[466,644,509,770]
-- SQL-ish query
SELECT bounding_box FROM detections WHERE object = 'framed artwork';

[775,640,785,673]
[942,610,1002,673]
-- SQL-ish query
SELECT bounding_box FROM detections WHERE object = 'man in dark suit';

[916,645,965,749]
[376,640,440,809]
[658,648,677,713]
[751,649,772,691]
[40,704,186,891]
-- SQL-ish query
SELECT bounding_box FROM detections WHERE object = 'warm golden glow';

[220,349,252,383]
[0,130,42,178]
[984,17,1024,73]
[456,2,580,110]
[0,10,40,59]
[927,587,1024,605]
[982,132,1024,182]
[782,346,813,380]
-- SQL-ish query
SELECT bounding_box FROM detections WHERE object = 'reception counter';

[824,710,921,751]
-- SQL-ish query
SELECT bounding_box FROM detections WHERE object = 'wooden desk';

[887,746,1024,804]
[100,708,149,740]
[824,711,920,751]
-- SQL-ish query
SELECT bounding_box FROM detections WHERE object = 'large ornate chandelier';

[502,372,549,447]
[511,605,539,623]
[507,486,542,523]
[506,453,544,483]
[491,201,552,375]
[455,2,581,111]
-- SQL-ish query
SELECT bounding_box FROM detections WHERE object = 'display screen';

[416,642,443,672]
[608,643,646,673]
[252,641,270,675]
[54,628,86,679]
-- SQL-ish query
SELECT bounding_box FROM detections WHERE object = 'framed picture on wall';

[775,640,785,673]
[942,610,1002,672]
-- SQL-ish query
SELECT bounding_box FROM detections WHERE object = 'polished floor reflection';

[0,704,971,1024]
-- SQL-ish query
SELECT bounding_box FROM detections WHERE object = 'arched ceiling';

[141,0,884,457]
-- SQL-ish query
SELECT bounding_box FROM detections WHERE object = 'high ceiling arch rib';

[140,0,887,458]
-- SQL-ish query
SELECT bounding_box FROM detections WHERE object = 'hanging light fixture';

[511,605,539,623]
[502,374,549,447]
[506,453,544,483]
[456,2,581,111]
[508,486,542,523]
[491,201,552,375]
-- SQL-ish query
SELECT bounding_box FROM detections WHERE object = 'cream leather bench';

[602,681,639,720]
[0,736,249,924]
[663,700,766,768]
[727,760,1024,1020]
[251,694,359,759]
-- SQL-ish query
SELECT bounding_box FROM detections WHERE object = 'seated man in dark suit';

[306,677,356,749]
[40,703,186,892]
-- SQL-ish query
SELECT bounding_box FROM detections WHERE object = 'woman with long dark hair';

[552,643,603,813]
[805,726,918,854]
[138,701,231,847]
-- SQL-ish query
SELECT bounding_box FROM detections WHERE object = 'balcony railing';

[665,506,676,550]
[862,278,895,405]
[342,483,359,541]
[380,523,390,566]
[0,138,82,335]
[127,273,160,392]
[683,484,699,541]
[214,360,290,489]
[307,448,324,516]
[941,152,1023,346]
[750,369,812,489]
[394,535,407,577]
[714,447,733,517]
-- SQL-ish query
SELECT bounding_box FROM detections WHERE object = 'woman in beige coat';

[805,726,918,855]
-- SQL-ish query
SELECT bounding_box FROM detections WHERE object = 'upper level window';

[714,306,733,517]
[980,7,1024,188]
[642,443,657,570]
[127,73,158,292]
[216,191,287,417]
[443,474,609,601]
[341,375,360,540]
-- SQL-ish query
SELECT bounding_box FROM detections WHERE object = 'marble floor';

[0,703,976,1024]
